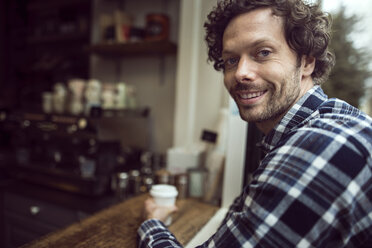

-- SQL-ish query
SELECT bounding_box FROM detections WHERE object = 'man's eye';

[257,50,271,58]
[224,57,239,67]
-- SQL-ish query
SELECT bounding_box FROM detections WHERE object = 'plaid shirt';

[138,86,372,248]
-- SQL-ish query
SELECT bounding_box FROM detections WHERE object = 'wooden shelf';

[27,33,89,44]
[9,108,150,125]
[86,40,177,57]
[27,0,91,12]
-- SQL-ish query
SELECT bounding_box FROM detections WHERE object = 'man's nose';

[235,56,257,83]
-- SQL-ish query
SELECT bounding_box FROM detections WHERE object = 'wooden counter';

[21,194,219,248]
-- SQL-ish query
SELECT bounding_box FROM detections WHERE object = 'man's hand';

[143,198,178,223]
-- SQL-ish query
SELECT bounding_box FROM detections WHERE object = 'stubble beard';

[235,68,301,124]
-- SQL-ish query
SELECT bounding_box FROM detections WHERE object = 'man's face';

[222,8,313,133]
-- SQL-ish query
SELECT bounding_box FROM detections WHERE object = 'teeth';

[240,91,264,99]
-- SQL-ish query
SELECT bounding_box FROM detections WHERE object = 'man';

[138,0,372,247]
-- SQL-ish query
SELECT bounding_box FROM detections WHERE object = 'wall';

[90,0,180,153]
[173,0,229,148]
[175,0,247,208]
[0,0,7,106]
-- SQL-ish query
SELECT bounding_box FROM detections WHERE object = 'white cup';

[150,184,178,226]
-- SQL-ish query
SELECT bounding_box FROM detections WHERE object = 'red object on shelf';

[145,14,169,41]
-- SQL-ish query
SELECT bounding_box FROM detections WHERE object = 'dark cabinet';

[0,180,115,248]
[2,0,92,111]
[2,191,88,248]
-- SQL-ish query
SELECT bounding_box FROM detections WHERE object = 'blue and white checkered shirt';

[138,86,372,248]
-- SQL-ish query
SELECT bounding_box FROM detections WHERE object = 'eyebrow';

[222,38,275,57]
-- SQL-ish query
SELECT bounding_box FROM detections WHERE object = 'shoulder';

[260,101,372,174]
[252,117,371,208]
[256,97,372,185]
[281,98,372,159]
[308,98,372,157]
[273,120,372,167]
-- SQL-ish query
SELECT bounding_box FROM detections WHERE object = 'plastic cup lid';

[150,184,178,198]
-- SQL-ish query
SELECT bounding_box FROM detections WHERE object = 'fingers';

[144,198,156,210]
[169,204,178,213]
[145,197,155,204]
[143,198,155,220]
[143,197,178,222]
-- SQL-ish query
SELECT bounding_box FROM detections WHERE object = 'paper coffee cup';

[150,184,178,225]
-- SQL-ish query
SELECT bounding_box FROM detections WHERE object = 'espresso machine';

[0,109,150,196]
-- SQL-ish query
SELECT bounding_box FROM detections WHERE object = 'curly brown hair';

[204,0,335,84]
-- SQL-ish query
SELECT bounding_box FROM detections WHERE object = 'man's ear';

[302,56,315,77]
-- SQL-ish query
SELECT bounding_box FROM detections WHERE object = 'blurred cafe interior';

[3,0,372,247]
[0,0,264,247]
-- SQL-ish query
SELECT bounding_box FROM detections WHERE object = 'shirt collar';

[259,85,328,152]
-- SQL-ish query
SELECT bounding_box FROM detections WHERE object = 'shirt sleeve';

[137,190,246,248]
[137,180,292,248]
[219,189,245,226]
[138,219,183,248]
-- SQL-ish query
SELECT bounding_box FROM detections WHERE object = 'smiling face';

[222,8,315,134]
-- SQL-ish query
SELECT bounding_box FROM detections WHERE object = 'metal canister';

[176,173,188,199]
[155,169,171,184]
[142,176,154,193]
[187,168,207,198]
[111,172,129,201]
[129,170,141,195]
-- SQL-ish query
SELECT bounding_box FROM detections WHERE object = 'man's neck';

[255,112,287,135]
[256,78,314,135]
